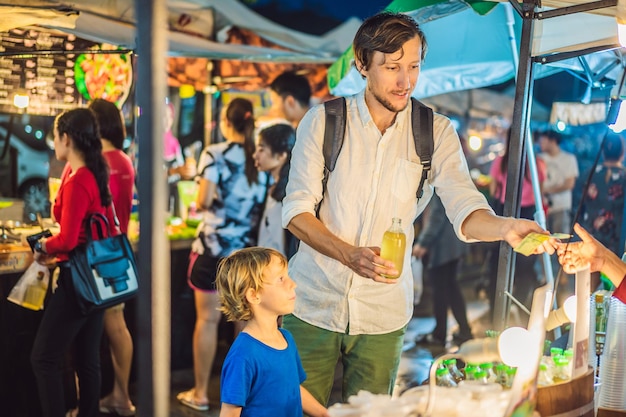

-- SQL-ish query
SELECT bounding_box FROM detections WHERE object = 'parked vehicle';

[0,117,53,221]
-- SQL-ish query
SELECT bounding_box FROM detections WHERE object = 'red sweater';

[104,149,135,233]
[614,276,626,304]
[47,167,116,261]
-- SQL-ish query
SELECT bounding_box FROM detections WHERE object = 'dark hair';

[499,128,530,181]
[88,98,126,150]
[269,71,312,108]
[55,108,111,207]
[353,12,427,72]
[603,133,624,162]
[226,98,258,185]
[540,130,562,144]
[258,123,296,201]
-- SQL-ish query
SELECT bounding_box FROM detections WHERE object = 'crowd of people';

[21,9,626,417]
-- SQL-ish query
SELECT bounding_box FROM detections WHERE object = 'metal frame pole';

[493,0,537,330]
[135,0,171,416]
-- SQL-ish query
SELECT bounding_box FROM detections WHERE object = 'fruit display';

[127,215,197,242]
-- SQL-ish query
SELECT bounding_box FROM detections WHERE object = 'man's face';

[539,135,553,152]
[360,36,422,114]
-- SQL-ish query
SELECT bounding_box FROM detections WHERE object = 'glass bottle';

[380,218,406,279]
[504,367,517,389]
[435,367,458,387]
[479,362,497,383]
[552,356,569,383]
[23,270,48,310]
[444,358,464,384]
[495,363,508,387]
[463,363,479,381]
[538,363,550,386]
[473,370,489,384]
[595,292,607,356]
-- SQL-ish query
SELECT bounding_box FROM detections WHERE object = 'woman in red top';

[487,129,547,313]
[88,99,136,416]
[31,108,116,417]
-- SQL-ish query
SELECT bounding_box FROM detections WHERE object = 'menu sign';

[0,28,96,116]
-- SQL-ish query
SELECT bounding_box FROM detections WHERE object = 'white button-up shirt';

[282,91,492,335]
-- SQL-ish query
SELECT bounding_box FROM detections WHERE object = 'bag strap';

[318,97,347,216]
[410,97,433,202]
[110,201,121,228]
[87,212,112,241]
[319,97,434,212]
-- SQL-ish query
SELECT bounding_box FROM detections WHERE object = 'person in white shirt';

[281,11,553,406]
[538,130,579,235]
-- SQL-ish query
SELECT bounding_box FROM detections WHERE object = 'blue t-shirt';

[220,328,306,416]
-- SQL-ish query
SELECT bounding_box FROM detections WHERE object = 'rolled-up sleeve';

[282,106,326,228]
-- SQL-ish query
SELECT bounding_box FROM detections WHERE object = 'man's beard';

[370,88,410,113]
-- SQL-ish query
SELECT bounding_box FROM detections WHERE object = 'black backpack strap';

[318,97,347,216]
[410,97,434,202]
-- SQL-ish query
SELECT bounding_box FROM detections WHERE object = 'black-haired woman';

[177,98,266,411]
[31,108,118,417]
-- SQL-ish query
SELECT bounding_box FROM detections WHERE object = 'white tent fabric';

[531,5,618,56]
[0,0,362,62]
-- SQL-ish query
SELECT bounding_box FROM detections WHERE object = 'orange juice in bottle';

[380,218,406,279]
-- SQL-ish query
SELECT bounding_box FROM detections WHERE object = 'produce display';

[127,214,197,243]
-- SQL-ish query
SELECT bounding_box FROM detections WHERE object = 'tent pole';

[494,0,536,331]
[505,2,559,336]
[135,0,171,416]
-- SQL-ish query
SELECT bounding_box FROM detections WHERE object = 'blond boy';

[216,247,329,417]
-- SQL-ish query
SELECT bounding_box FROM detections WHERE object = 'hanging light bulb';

[456,326,534,367]
[545,296,577,331]
[13,89,29,109]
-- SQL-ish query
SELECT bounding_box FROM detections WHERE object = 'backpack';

[318,97,434,213]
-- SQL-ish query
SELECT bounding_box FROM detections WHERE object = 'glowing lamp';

[545,296,577,331]
[424,327,535,416]
[456,326,533,368]
[13,90,29,109]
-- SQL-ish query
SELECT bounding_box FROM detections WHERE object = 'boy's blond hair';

[216,247,287,322]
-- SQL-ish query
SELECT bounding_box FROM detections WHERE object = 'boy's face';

[258,255,297,316]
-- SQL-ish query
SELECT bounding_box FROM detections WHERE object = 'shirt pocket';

[392,158,422,204]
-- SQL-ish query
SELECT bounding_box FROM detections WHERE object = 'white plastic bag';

[7,261,50,311]
[412,256,423,306]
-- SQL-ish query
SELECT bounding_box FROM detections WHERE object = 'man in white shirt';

[282,11,551,406]
[538,130,579,234]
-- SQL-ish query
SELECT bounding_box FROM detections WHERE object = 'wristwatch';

[34,240,46,254]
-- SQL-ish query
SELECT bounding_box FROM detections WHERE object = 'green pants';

[282,314,406,406]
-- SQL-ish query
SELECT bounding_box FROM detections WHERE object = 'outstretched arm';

[461,209,553,255]
[558,223,626,288]
[287,213,399,283]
